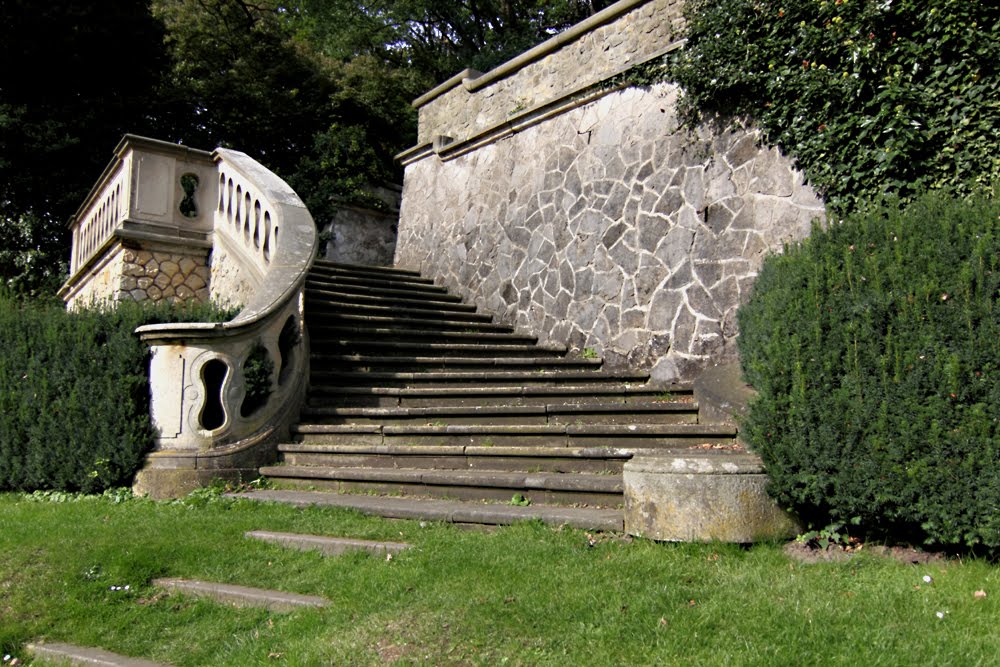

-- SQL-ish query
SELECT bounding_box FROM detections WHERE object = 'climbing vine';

[656,0,1000,212]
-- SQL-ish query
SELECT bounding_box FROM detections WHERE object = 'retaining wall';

[395,0,824,381]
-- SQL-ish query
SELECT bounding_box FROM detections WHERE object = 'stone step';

[309,370,649,388]
[310,263,436,286]
[311,339,568,358]
[299,401,698,426]
[292,422,738,448]
[306,324,538,345]
[152,578,328,612]
[312,260,423,279]
[278,443,637,474]
[308,300,494,324]
[229,489,624,531]
[306,287,472,312]
[307,383,689,407]
[27,642,171,667]
[310,354,603,373]
[305,280,460,304]
[307,311,516,333]
[265,464,620,491]
[245,530,411,556]
[306,275,448,297]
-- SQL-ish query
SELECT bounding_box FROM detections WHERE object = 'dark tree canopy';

[0,0,608,295]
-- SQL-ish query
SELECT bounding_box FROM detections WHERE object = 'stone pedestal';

[624,453,801,543]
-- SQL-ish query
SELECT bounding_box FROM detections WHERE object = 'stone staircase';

[242,260,739,528]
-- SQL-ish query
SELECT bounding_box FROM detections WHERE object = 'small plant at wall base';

[737,190,1000,553]
[665,0,1000,212]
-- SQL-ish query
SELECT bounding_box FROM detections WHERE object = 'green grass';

[1,491,998,666]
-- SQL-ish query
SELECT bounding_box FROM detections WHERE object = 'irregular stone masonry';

[397,80,824,382]
[64,244,211,308]
[120,248,210,303]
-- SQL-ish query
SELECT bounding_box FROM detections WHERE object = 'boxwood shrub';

[0,295,231,493]
[738,190,1000,552]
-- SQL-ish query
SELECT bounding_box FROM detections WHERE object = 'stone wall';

[209,240,257,310]
[395,0,825,383]
[64,242,210,309]
[320,186,401,266]
[415,0,684,146]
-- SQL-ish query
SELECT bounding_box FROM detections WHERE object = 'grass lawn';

[0,490,996,666]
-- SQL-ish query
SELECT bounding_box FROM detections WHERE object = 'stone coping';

[398,40,685,166]
[67,134,213,230]
[412,0,651,108]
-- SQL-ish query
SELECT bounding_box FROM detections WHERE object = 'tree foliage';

[292,0,612,83]
[0,0,170,295]
[669,0,1000,212]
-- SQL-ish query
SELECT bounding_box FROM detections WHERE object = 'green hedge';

[738,191,1000,551]
[0,295,229,493]
[667,0,1000,212]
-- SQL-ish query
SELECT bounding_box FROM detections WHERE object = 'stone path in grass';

[29,529,414,664]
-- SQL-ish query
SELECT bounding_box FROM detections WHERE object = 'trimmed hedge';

[0,295,230,493]
[738,191,1000,551]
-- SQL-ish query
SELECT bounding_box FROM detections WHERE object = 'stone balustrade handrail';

[130,146,317,488]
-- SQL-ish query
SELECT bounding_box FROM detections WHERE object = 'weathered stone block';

[624,454,801,543]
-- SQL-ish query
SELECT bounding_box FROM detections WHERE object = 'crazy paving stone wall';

[67,244,210,307]
[395,1,824,382]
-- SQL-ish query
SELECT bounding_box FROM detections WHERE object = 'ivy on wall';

[658,0,1000,212]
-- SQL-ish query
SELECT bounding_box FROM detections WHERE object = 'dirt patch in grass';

[784,540,949,565]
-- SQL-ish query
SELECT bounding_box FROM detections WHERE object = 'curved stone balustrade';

[132,147,317,497]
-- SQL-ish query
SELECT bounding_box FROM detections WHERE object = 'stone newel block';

[624,453,801,543]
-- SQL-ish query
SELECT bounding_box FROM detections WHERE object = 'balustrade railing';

[135,147,317,464]
[62,135,317,495]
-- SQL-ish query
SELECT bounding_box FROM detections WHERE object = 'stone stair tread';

[312,370,647,383]
[307,325,537,343]
[313,340,567,355]
[312,260,422,278]
[310,384,688,398]
[311,354,601,367]
[27,642,172,667]
[309,302,493,322]
[152,577,328,612]
[308,264,436,284]
[230,489,624,531]
[306,282,457,302]
[300,402,694,419]
[245,530,411,556]
[261,465,623,492]
[277,443,639,458]
[295,422,731,436]
[306,275,446,293]
[306,288,472,310]
[308,312,515,332]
